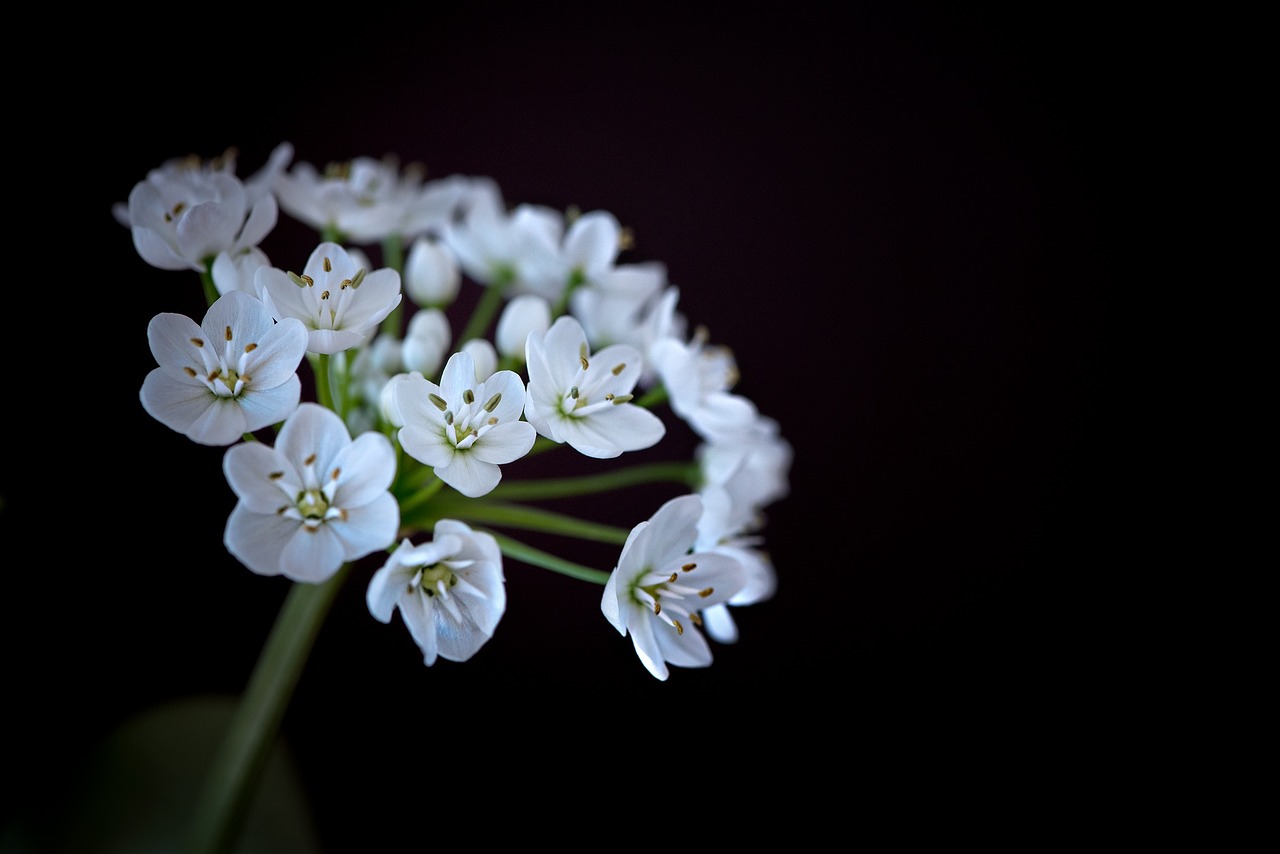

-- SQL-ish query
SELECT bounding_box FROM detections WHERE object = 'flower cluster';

[123,142,792,681]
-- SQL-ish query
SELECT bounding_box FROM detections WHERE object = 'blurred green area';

[0,695,319,854]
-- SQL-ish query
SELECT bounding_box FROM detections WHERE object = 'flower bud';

[495,294,551,359]
[405,237,460,308]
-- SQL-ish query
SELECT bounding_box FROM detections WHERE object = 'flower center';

[630,561,715,636]
[415,563,458,597]
[189,325,259,398]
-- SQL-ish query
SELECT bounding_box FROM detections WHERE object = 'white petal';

[563,210,620,275]
[367,544,415,623]
[240,317,308,389]
[471,421,536,465]
[400,591,441,666]
[330,493,400,563]
[653,619,713,669]
[237,193,278,249]
[399,424,456,468]
[224,504,298,577]
[276,404,351,473]
[235,378,301,433]
[628,614,670,681]
[133,227,198,271]
[278,524,348,583]
[223,441,294,514]
[558,405,665,458]
[331,432,397,508]
[435,454,501,498]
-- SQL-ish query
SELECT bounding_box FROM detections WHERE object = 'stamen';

[611,363,625,375]
[321,290,330,300]
[653,601,661,615]
[698,587,714,597]
[611,394,633,405]
[569,386,579,399]
[340,278,351,289]
[690,612,703,627]
[487,417,498,425]
[304,453,317,466]
[444,411,454,425]
[669,572,678,582]
[244,343,257,353]
[190,337,204,347]
[225,326,233,342]
[351,268,366,288]
[288,271,308,287]
[330,467,341,481]
[463,389,475,404]
[682,562,696,571]
[183,367,197,377]
[323,256,332,273]
[428,393,448,411]
[269,471,285,480]
[483,393,502,412]
[673,620,684,635]
[579,355,589,370]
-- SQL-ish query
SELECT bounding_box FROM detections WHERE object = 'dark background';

[6,2,1137,848]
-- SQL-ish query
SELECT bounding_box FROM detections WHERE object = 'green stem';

[200,266,219,308]
[488,461,699,501]
[312,354,333,411]
[409,497,630,545]
[487,530,610,584]
[635,384,668,409]
[454,282,505,350]
[379,235,405,337]
[184,566,350,854]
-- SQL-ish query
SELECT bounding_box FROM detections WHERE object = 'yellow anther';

[698,587,714,598]
[463,389,475,404]
[484,393,502,412]
[611,363,625,375]
[225,326,233,341]
[323,257,332,273]
[190,337,204,347]
[321,290,330,300]
[244,343,257,353]
[428,393,448,411]
[304,453,318,466]
[681,562,696,572]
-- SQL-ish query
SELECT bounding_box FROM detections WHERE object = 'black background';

[6,2,1138,848]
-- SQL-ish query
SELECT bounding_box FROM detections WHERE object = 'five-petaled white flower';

[223,403,399,583]
[601,494,747,681]
[393,350,536,498]
[125,163,278,273]
[524,315,665,458]
[257,241,402,355]
[140,290,308,446]
[367,523,507,666]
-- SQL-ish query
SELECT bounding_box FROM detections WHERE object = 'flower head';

[602,494,748,681]
[257,241,402,354]
[140,290,308,446]
[223,403,399,583]
[124,160,278,273]
[523,315,666,458]
[392,351,536,497]
[367,522,507,666]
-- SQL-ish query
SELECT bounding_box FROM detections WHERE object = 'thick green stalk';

[454,280,505,349]
[184,566,349,854]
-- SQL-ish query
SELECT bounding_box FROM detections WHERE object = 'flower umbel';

[123,141,792,853]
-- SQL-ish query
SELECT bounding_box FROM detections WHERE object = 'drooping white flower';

[404,236,461,308]
[601,494,747,681]
[649,328,758,442]
[523,315,665,459]
[125,163,278,273]
[257,241,402,355]
[223,403,399,583]
[696,414,793,514]
[367,522,507,666]
[693,485,778,645]
[393,351,536,498]
[140,290,308,446]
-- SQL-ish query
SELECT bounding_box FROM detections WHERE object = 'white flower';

[257,241,402,354]
[649,329,758,442]
[393,351,536,498]
[402,308,451,378]
[366,523,507,666]
[495,294,551,361]
[697,414,793,513]
[222,403,399,583]
[693,485,778,644]
[274,155,478,243]
[126,165,277,273]
[601,494,747,681]
[442,184,562,297]
[459,338,498,381]
[404,236,461,307]
[523,315,665,458]
[211,246,271,298]
[556,209,623,290]
[140,291,308,446]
